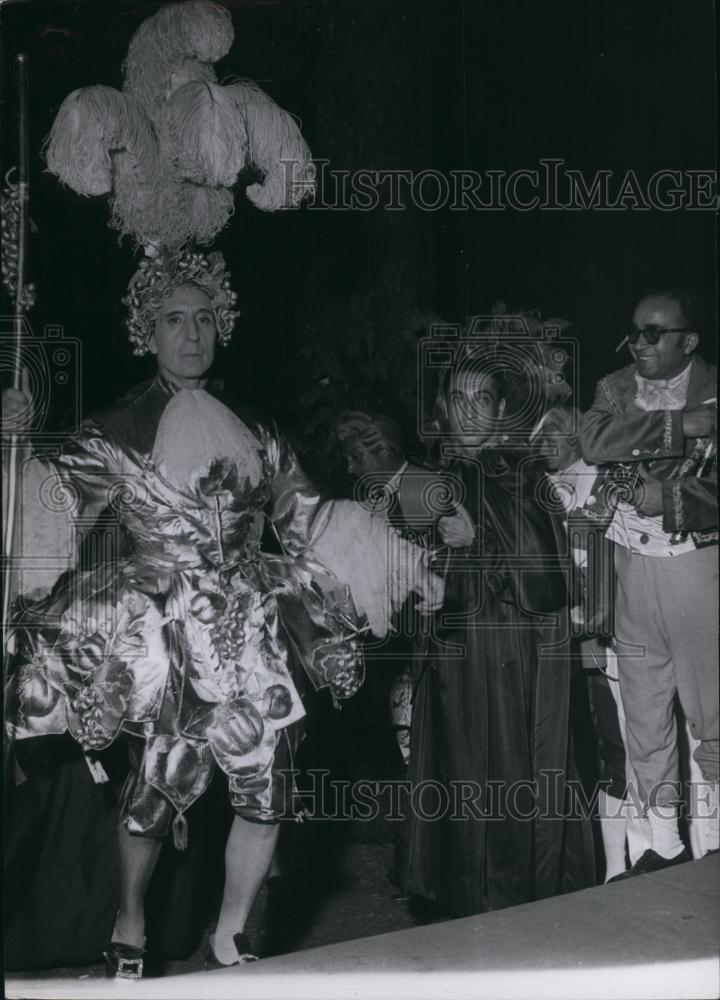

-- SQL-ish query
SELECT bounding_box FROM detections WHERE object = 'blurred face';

[447,370,505,450]
[342,436,399,478]
[533,422,580,472]
[629,295,697,381]
[149,285,217,387]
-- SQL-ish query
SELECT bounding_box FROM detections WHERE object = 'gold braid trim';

[672,479,684,532]
[662,410,674,455]
[599,376,622,414]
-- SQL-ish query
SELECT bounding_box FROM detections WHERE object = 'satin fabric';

[6,376,363,830]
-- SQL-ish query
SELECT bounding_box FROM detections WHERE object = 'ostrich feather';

[154,0,233,62]
[111,153,165,247]
[46,2,314,249]
[112,166,233,250]
[98,93,160,247]
[226,80,316,210]
[45,86,131,196]
[123,0,232,121]
[161,81,248,187]
[180,183,235,246]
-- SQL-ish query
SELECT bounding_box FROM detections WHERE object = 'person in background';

[400,352,595,917]
[330,411,473,898]
[333,410,474,763]
[531,406,645,881]
[581,287,718,878]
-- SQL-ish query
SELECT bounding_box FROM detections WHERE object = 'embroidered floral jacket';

[580,356,717,545]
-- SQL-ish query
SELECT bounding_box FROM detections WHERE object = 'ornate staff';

[2,53,36,651]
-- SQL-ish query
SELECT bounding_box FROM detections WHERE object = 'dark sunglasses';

[627,326,692,346]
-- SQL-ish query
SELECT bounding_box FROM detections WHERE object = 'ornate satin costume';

[7,375,371,839]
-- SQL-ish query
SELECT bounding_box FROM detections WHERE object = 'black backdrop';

[1,0,716,458]
[0,1,717,965]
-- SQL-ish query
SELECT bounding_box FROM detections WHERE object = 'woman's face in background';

[446,369,505,451]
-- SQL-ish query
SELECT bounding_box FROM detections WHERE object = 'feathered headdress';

[44,0,315,252]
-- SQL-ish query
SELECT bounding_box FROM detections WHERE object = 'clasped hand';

[2,368,33,438]
[682,402,716,441]
[437,504,475,548]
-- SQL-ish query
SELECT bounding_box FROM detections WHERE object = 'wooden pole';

[13,54,30,385]
[3,53,31,658]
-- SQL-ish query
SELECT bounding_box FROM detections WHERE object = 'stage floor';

[6,854,718,1000]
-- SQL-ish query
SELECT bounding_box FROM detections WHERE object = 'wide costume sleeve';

[580,373,685,465]
[661,458,717,534]
[262,423,333,554]
[3,419,122,603]
[50,417,127,514]
[262,425,442,639]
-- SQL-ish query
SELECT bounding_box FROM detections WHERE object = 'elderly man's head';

[335,411,405,478]
[124,250,238,370]
[629,288,703,381]
[149,284,218,385]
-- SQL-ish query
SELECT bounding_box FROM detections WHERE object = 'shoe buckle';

[116,956,143,979]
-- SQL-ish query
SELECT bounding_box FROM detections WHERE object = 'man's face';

[629,295,697,381]
[447,370,503,448]
[149,285,217,384]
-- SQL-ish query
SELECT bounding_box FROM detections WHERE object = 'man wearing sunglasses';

[580,287,717,879]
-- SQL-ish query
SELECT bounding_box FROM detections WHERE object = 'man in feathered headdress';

[2,1,442,976]
[3,249,442,976]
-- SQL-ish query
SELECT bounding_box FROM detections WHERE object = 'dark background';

[1,2,716,967]
[1,0,717,466]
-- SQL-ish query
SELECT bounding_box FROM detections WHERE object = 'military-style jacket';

[580,356,717,546]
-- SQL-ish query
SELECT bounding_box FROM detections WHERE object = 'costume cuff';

[663,411,684,457]
[662,479,684,534]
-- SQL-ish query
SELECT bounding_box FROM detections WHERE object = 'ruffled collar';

[633,359,693,412]
[150,385,264,495]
